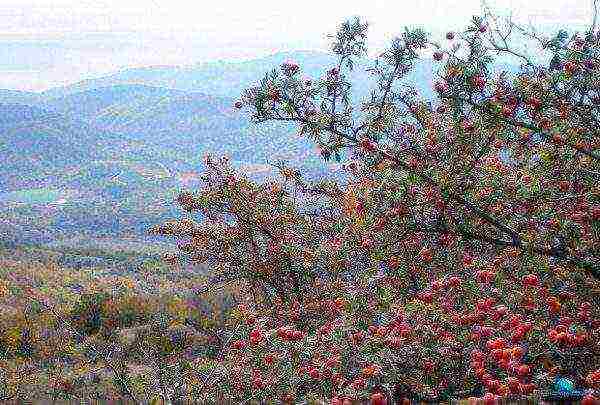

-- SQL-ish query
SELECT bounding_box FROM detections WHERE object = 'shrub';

[152,5,600,403]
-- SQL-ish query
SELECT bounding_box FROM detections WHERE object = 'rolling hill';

[4,49,518,249]
[37,83,325,174]
[36,50,442,102]
[39,85,234,132]
[0,104,128,190]
[0,89,42,105]
[0,87,334,250]
[37,51,352,100]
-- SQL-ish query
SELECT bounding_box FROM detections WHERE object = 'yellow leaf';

[343,187,358,217]
[375,161,388,171]
[540,150,552,162]
[150,395,165,405]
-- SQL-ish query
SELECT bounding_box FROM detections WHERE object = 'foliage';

[151,5,600,404]
[1,4,600,404]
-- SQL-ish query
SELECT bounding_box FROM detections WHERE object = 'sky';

[0,0,594,91]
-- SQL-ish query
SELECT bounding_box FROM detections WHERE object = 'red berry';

[482,392,497,405]
[472,75,486,89]
[264,354,275,365]
[448,276,461,288]
[527,96,541,110]
[446,32,455,40]
[434,80,448,93]
[565,61,578,74]
[461,120,475,131]
[270,89,280,102]
[522,274,539,287]
[252,377,263,389]
[584,59,596,70]
[370,392,387,405]
[517,364,530,376]
[433,51,444,61]
[234,101,243,109]
[360,139,377,152]
[552,133,563,144]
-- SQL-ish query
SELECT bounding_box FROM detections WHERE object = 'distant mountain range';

[36,51,364,100]
[0,50,518,250]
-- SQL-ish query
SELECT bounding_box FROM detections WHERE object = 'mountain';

[39,84,322,171]
[1,50,524,249]
[39,85,240,142]
[0,89,42,105]
[38,51,344,100]
[0,86,334,248]
[37,50,520,102]
[37,51,440,102]
[0,104,129,190]
[40,85,232,126]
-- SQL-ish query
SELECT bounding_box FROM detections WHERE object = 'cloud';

[0,0,594,91]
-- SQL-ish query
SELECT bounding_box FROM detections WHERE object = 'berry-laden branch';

[151,8,600,403]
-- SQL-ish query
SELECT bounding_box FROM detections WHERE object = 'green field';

[0,187,64,205]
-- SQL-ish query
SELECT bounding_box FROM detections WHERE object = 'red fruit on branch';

[472,75,486,90]
[527,96,542,109]
[252,377,264,390]
[360,138,377,152]
[370,392,387,405]
[331,397,347,405]
[234,101,243,109]
[558,181,570,192]
[502,105,514,117]
[584,59,596,70]
[517,364,530,377]
[270,89,281,102]
[522,274,540,287]
[249,328,262,345]
[264,353,275,365]
[420,248,433,262]
[308,368,320,379]
[582,394,598,405]
[448,276,462,288]
[154,11,600,404]
[482,392,497,405]
[564,61,578,74]
[540,118,552,130]
[552,133,563,144]
[434,80,449,93]
[446,32,455,40]
[461,120,475,131]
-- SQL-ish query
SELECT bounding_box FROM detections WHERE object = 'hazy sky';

[0,0,594,91]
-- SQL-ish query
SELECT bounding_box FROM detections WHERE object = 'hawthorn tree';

[152,4,600,404]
